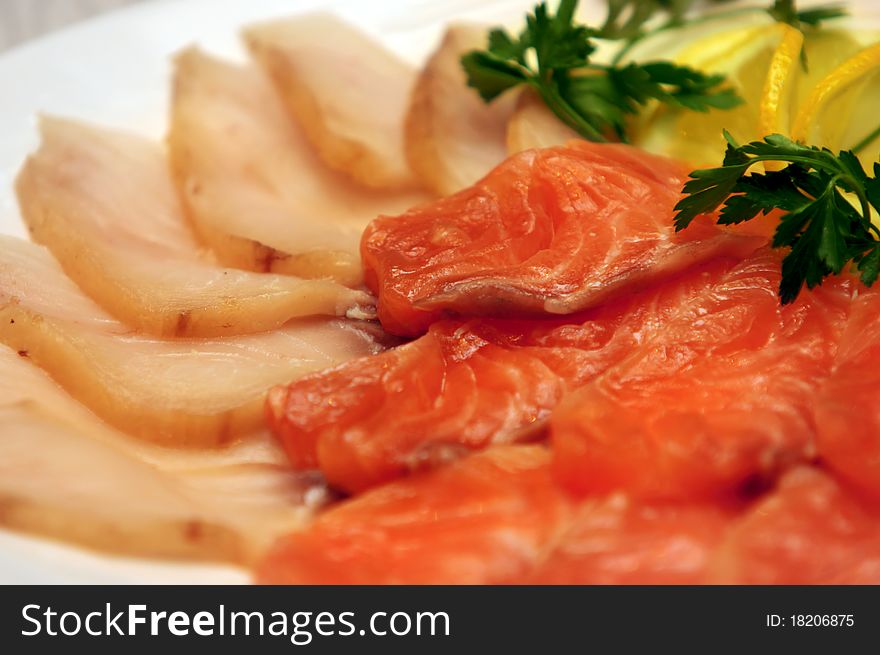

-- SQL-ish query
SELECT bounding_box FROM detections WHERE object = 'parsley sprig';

[674,131,880,303]
[461,0,742,142]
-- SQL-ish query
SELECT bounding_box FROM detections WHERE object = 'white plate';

[0,0,876,584]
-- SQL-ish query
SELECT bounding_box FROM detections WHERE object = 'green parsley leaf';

[674,132,880,304]
[460,52,526,101]
[461,0,741,143]
[717,167,810,225]
[856,242,880,286]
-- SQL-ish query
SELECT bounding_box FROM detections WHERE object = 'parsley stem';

[531,79,608,142]
[845,182,878,238]
[852,123,880,157]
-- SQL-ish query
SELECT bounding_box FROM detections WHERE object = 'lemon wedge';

[792,41,880,165]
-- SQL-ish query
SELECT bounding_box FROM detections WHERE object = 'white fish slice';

[245,13,421,191]
[0,343,329,564]
[404,24,517,196]
[168,48,427,287]
[0,236,388,447]
[16,117,373,337]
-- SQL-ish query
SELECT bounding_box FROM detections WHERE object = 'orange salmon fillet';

[256,446,572,584]
[815,287,880,500]
[552,249,853,500]
[266,258,744,493]
[524,499,734,584]
[711,468,880,583]
[362,141,760,336]
[258,451,880,584]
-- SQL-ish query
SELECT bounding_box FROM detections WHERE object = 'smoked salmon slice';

[0,237,387,447]
[710,468,880,583]
[0,343,329,563]
[169,49,427,287]
[266,258,743,493]
[257,447,879,584]
[552,249,853,501]
[361,141,759,336]
[815,287,880,499]
[524,499,734,585]
[16,117,371,337]
[257,446,573,584]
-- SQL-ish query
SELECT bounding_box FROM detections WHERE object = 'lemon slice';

[758,26,803,136]
[792,41,880,165]
[634,24,864,168]
[675,24,773,69]
[636,23,801,167]
[793,30,865,110]
[761,29,864,138]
